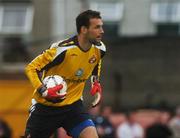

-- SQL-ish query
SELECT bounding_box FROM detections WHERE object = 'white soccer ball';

[43,75,67,96]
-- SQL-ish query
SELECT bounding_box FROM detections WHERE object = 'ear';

[81,26,88,34]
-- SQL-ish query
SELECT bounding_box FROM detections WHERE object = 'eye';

[95,25,102,29]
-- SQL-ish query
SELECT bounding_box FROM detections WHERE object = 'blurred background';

[1,0,180,137]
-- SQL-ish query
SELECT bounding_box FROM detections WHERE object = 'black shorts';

[24,100,95,138]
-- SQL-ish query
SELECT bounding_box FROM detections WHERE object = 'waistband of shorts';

[36,99,83,110]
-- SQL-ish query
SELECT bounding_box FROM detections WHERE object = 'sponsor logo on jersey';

[65,78,87,83]
[89,55,97,64]
[62,76,87,83]
[75,68,84,77]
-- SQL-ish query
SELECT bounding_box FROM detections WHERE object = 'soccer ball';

[43,75,67,96]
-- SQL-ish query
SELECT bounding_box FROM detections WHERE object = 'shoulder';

[94,41,106,58]
[49,36,77,54]
[50,36,77,48]
[94,41,106,52]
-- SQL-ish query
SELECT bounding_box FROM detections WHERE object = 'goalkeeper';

[24,10,106,138]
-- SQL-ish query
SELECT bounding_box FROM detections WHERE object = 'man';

[116,111,144,138]
[89,105,116,138]
[169,106,180,138]
[24,10,106,138]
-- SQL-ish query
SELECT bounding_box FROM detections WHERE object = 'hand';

[38,84,66,103]
[90,81,102,107]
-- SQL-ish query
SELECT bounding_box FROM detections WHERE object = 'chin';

[97,37,102,41]
[96,39,102,43]
[89,39,101,46]
[94,41,101,46]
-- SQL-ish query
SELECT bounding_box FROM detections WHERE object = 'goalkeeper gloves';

[90,79,102,107]
[37,84,66,103]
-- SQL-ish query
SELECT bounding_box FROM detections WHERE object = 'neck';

[77,34,92,51]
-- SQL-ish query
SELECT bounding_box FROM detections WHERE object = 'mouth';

[97,36,102,41]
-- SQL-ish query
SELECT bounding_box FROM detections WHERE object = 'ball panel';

[52,75,64,85]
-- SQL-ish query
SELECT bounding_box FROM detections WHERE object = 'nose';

[100,27,104,34]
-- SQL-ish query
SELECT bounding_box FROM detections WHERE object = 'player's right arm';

[25,47,57,89]
[25,42,67,102]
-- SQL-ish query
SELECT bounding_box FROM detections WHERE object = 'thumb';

[92,93,101,107]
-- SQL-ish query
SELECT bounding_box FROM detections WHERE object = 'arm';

[25,48,57,89]
[25,43,66,102]
[90,42,106,107]
[90,60,102,107]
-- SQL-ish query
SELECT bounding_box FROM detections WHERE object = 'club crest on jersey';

[89,55,96,64]
[75,68,84,77]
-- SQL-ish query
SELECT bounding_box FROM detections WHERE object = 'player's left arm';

[90,42,106,107]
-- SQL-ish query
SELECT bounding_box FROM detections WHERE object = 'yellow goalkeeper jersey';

[25,35,106,107]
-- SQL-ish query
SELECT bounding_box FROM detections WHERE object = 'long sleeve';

[91,41,106,80]
[25,48,57,89]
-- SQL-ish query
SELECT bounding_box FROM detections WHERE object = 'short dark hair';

[76,10,102,34]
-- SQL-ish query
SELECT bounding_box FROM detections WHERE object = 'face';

[85,18,104,45]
